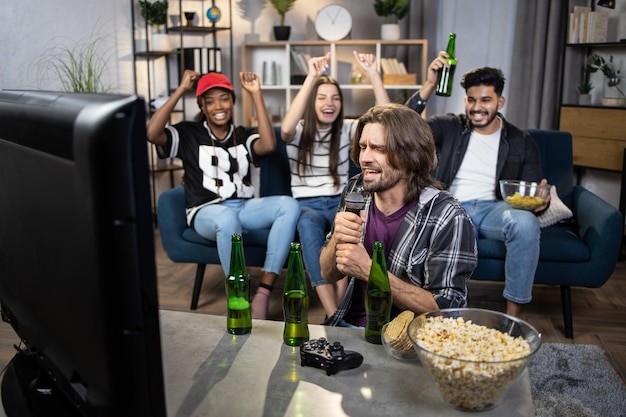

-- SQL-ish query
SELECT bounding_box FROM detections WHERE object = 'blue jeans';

[193,196,300,276]
[461,200,540,304]
[297,196,341,287]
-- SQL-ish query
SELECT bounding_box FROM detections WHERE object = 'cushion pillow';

[539,185,573,228]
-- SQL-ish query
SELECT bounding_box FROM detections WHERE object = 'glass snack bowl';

[407,308,542,411]
[499,180,551,211]
[381,322,419,362]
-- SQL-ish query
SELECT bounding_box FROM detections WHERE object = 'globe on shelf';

[206,6,221,23]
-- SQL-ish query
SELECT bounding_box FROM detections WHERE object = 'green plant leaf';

[34,31,113,93]
[139,0,168,27]
[586,53,621,78]
[374,0,410,21]
[577,81,593,94]
[269,0,297,26]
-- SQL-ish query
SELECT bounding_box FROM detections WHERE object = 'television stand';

[1,349,81,417]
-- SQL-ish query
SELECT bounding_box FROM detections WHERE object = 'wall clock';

[314,5,352,41]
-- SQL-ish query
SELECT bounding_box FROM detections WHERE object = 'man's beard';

[362,165,403,193]
[468,109,498,129]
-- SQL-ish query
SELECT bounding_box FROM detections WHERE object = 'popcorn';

[410,315,531,411]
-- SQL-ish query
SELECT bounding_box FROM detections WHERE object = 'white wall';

[0,0,135,94]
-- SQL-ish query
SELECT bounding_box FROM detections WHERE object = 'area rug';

[529,343,626,417]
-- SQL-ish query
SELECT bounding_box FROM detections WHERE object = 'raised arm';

[241,71,276,156]
[405,50,451,111]
[147,69,199,146]
[280,52,331,143]
[353,51,389,106]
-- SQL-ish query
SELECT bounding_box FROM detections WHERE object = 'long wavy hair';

[298,75,344,187]
[351,103,442,203]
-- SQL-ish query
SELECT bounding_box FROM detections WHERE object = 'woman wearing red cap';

[280,51,389,323]
[147,70,299,319]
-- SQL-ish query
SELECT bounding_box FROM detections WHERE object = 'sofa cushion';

[538,185,573,228]
[538,225,590,261]
[477,224,590,262]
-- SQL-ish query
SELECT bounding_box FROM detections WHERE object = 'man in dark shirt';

[405,51,550,317]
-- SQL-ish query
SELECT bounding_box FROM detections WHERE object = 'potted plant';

[35,32,112,93]
[374,0,409,40]
[139,0,168,27]
[237,0,267,41]
[139,0,170,51]
[269,0,297,40]
[585,53,625,107]
[577,81,593,105]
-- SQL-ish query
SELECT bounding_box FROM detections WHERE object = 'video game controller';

[300,337,364,375]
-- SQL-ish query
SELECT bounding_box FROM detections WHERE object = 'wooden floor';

[1,230,625,386]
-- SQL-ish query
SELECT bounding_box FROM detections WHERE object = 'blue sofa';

[157,127,622,338]
[472,129,622,338]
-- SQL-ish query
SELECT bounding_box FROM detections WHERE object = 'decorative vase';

[169,14,181,27]
[601,77,626,107]
[273,26,291,41]
[381,23,400,40]
[151,26,171,51]
[578,94,591,106]
[244,33,260,42]
[184,11,196,27]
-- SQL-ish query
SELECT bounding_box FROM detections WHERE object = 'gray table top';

[160,309,533,417]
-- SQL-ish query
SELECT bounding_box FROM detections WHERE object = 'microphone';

[344,192,365,214]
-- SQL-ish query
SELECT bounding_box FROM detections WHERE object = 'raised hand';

[308,52,330,76]
[240,71,261,94]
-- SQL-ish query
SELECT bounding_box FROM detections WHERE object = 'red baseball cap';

[196,72,234,97]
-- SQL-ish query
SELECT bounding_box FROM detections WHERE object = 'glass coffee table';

[160,310,533,416]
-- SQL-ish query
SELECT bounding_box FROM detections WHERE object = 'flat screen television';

[0,90,166,416]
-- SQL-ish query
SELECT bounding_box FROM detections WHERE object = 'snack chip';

[383,310,415,352]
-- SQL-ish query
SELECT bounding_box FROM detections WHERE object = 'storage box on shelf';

[240,39,427,125]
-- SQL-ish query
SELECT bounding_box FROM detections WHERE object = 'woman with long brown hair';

[280,51,389,322]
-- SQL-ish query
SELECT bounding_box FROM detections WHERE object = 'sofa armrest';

[572,185,622,286]
[157,186,189,258]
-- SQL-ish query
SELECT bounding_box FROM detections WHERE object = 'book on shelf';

[589,11,608,43]
[569,5,590,43]
[177,47,222,79]
[568,6,608,43]
[380,58,406,75]
[290,49,310,75]
[380,58,416,85]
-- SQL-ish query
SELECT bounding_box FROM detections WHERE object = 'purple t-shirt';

[345,199,415,327]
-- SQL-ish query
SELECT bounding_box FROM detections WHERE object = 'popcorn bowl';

[500,180,550,211]
[407,308,542,411]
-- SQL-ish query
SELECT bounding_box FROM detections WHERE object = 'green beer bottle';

[283,242,310,346]
[225,233,252,335]
[435,33,457,97]
[365,241,392,344]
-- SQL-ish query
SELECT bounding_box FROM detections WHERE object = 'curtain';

[405,0,569,130]
[505,0,569,129]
